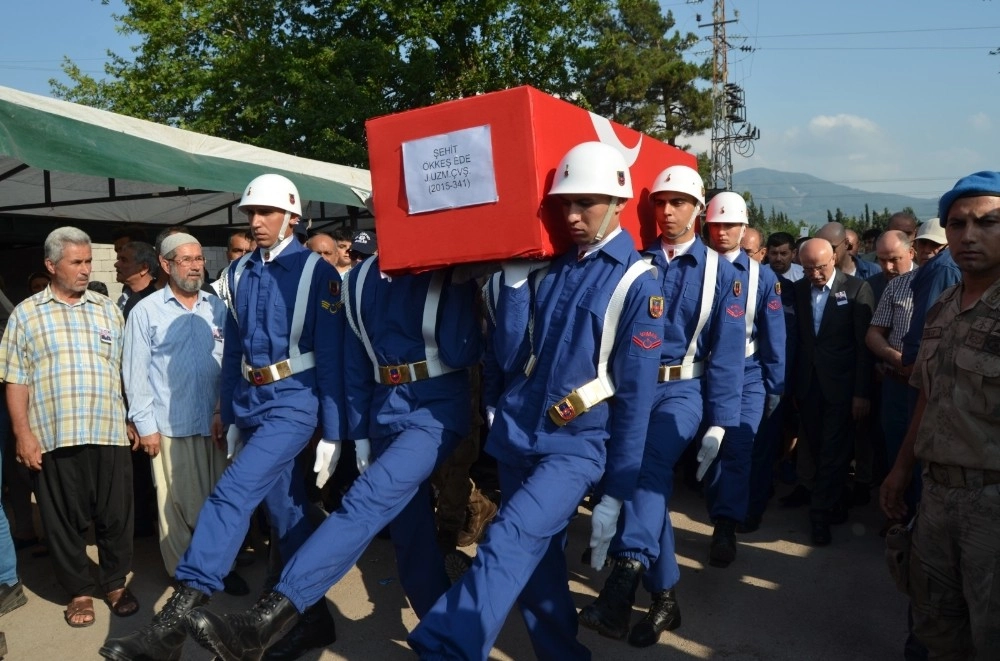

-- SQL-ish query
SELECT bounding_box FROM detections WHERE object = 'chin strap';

[276,211,292,243]
[666,206,701,242]
[592,196,620,243]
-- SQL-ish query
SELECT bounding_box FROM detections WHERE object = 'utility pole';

[700,0,759,192]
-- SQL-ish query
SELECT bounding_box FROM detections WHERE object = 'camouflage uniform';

[908,279,1000,659]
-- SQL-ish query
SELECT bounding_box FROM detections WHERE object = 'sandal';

[64,596,96,628]
[105,587,140,617]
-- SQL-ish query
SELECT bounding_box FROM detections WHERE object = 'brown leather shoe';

[456,490,498,547]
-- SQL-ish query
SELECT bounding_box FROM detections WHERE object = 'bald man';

[790,238,874,545]
[740,227,766,263]
[816,222,880,280]
[306,233,339,268]
[868,230,916,304]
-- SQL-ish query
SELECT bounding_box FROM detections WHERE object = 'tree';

[576,0,712,149]
[53,0,605,168]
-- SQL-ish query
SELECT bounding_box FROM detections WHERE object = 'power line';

[753,25,1000,39]
[756,45,995,51]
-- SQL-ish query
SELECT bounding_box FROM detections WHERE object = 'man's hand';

[880,464,913,520]
[15,429,43,471]
[355,439,371,474]
[139,432,161,458]
[696,426,726,481]
[852,396,871,421]
[211,413,225,451]
[764,394,782,419]
[589,495,623,570]
[126,421,140,450]
[313,440,342,489]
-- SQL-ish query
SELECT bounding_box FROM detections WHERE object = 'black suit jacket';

[793,271,874,404]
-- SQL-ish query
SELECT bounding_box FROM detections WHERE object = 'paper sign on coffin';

[365,85,697,275]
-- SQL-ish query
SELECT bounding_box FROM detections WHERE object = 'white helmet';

[239,174,302,216]
[548,142,633,199]
[705,191,748,224]
[651,165,706,208]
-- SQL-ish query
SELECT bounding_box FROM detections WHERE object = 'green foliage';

[576,0,712,148]
[53,0,712,170]
[742,192,810,238]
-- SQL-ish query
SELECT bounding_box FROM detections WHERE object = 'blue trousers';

[746,398,786,520]
[705,368,765,522]
[409,453,603,660]
[614,381,703,593]
[276,427,459,616]
[0,394,17,586]
[174,415,315,594]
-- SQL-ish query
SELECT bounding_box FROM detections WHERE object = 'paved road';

[3,483,908,660]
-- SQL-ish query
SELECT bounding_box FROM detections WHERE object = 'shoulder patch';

[767,299,782,312]
[726,303,745,318]
[648,295,664,319]
[632,329,663,351]
[733,280,742,298]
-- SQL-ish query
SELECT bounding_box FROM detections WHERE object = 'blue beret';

[938,171,1000,226]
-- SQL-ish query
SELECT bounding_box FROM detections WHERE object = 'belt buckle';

[381,364,411,385]
[412,361,430,381]
[250,368,269,386]
[548,391,587,427]
[275,360,292,380]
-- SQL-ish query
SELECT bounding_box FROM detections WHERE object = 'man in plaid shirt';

[0,226,135,628]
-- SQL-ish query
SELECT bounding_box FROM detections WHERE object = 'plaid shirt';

[870,269,917,353]
[0,286,128,452]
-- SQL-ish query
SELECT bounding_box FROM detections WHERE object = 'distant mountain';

[732,168,938,226]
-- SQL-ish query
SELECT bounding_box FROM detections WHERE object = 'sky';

[1,0,998,201]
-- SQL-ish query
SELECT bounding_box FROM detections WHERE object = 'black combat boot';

[99,585,209,661]
[578,557,644,639]
[263,600,337,660]
[185,590,299,661]
[709,517,738,568]
[627,588,681,648]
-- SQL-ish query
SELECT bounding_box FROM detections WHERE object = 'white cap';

[160,232,200,256]
[915,219,947,245]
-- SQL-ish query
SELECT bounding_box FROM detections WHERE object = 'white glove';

[355,439,371,474]
[226,425,243,460]
[485,406,496,429]
[589,495,623,570]
[696,426,725,481]
[500,260,537,289]
[313,440,342,488]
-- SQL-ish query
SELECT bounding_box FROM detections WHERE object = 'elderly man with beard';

[122,233,229,579]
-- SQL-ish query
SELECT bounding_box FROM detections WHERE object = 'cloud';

[969,112,992,131]
[808,114,879,134]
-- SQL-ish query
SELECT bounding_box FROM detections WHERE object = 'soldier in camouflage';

[881,171,1000,659]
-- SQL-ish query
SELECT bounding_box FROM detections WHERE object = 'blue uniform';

[852,255,882,281]
[704,251,785,523]
[174,239,345,594]
[275,258,481,617]
[613,236,745,593]
[409,231,662,660]
[901,249,961,367]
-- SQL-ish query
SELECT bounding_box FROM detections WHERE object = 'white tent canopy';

[0,85,372,229]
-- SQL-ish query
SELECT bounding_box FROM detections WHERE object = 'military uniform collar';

[575,228,631,265]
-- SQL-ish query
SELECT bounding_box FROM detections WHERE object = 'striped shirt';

[0,286,127,452]
[870,269,917,352]
[123,287,227,437]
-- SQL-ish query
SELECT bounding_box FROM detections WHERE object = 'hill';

[732,168,938,226]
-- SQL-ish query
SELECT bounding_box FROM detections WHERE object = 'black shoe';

[779,485,811,508]
[443,549,473,584]
[263,600,336,660]
[708,518,737,568]
[578,557,644,640]
[223,571,250,597]
[627,588,681,648]
[185,590,299,661]
[810,521,832,546]
[0,582,27,617]
[736,513,762,534]
[830,501,849,525]
[99,585,208,661]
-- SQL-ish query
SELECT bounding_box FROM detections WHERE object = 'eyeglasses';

[801,261,833,274]
[170,256,206,266]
